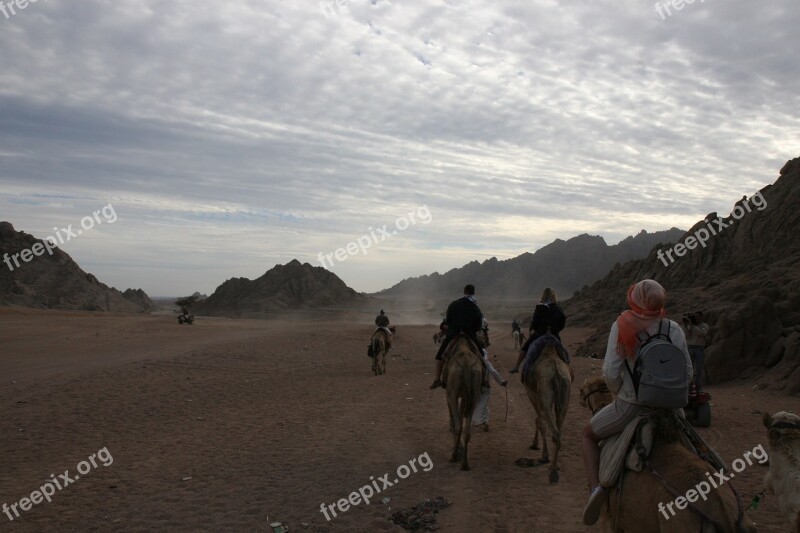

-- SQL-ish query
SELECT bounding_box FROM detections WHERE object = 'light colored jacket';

[684,322,709,347]
[481,349,505,386]
[603,319,692,405]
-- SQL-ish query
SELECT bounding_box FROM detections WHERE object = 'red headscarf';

[615,279,666,359]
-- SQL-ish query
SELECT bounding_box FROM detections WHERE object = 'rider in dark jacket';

[510,287,566,373]
[429,284,484,389]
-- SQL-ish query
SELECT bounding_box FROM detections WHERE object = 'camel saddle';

[599,415,654,488]
[599,411,727,488]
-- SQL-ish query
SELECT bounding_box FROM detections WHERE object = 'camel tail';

[462,368,480,417]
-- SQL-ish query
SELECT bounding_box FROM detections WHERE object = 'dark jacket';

[375,314,390,327]
[436,296,483,358]
[529,302,566,339]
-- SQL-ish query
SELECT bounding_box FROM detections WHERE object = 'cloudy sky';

[1,0,798,296]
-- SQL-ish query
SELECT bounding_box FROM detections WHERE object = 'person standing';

[473,347,508,431]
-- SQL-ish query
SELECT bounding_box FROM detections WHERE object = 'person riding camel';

[510,287,566,374]
[374,309,393,347]
[512,319,521,334]
[429,284,484,389]
[580,279,693,525]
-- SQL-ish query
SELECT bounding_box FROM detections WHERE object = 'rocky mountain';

[0,222,152,312]
[122,288,155,312]
[565,158,800,394]
[195,259,367,317]
[376,228,685,304]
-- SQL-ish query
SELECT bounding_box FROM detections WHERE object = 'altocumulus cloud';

[0,0,798,294]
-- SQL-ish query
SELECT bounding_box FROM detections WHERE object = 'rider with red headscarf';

[580,279,692,526]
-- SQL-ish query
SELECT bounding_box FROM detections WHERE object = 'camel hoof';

[538,458,550,465]
[529,443,539,450]
[549,469,559,483]
[461,464,471,471]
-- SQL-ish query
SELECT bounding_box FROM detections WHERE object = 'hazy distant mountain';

[375,228,685,303]
[195,259,367,317]
[0,222,151,312]
[565,157,800,393]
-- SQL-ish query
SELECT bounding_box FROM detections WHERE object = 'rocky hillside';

[0,222,152,312]
[565,158,800,394]
[376,228,685,304]
[195,259,367,317]
[122,288,155,312]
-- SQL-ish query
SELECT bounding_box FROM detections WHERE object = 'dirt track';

[0,310,793,531]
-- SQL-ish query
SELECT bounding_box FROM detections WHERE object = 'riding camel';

[369,328,391,376]
[763,410,800,532]
[523,343,571,483]
[579,378,757,532]
[443,333,485,471]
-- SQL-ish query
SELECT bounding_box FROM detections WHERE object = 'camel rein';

[581,389,609,415]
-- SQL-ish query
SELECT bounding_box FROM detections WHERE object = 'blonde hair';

[540,287,557,304]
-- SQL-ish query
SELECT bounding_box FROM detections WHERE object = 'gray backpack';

[625,320,689,408]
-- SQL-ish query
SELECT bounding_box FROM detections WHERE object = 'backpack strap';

[624,358,640,394]
[657,319,672,342]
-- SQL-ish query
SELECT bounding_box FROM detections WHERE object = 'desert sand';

[0,308,795,532]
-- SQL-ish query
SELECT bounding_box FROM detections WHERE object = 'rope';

[504,383,508,422]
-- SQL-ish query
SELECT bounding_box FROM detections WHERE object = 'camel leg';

[450,418,462,463]
[550,379,569,483]
[449,392,461,463]
[461,406,472,471]
[526,389,541,450]
[538,412,550,464]
[371,355,377,375]
[530,416,540,450]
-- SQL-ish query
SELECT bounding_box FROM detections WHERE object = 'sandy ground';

[0,308,795,532]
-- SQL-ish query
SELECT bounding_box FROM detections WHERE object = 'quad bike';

[178,314,194,325]
[685,386,711,427]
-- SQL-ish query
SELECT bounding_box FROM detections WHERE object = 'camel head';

[763,411,800,445]
[579,376,613,414]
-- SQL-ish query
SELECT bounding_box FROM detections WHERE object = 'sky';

[1,0,798,296]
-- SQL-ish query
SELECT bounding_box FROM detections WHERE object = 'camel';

[579,377,613,416]
[523,343,571,483]
[763,411,800,532]
[369,328,390,375]
[444,334,485,471]
[512,329,525,350]
[579,378,757,532]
